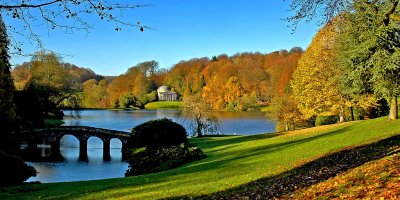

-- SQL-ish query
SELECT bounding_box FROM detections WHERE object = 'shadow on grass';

[174,125,357,177]
[192,133,278,148]
[178,134,400,199]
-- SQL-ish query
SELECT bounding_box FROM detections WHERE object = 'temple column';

[103,138,111,161]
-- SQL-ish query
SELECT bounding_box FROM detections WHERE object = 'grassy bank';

[283,152,400,199]
[145,101,182,110]
[1,117,400,199]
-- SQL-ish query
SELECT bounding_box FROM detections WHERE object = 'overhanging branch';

[0,0,62,9]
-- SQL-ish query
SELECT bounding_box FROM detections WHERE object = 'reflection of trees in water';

[62,110,275,135]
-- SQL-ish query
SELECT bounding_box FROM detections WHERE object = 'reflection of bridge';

[20,126,131,161]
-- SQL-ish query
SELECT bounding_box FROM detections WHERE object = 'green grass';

[145,101,183,110]
[2,117,400,199]
[260,104,277,112]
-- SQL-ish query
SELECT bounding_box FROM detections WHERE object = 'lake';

[27,109,275,183]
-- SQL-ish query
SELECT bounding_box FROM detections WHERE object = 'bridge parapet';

[20,126,131,161]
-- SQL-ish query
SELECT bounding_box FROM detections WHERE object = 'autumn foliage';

[285,153,400,199]
[12,50,302,110]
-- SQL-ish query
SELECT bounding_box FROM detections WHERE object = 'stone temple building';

[157,86,178,101]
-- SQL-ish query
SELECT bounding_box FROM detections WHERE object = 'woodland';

[0,0,400,196]
[11,49,302,112]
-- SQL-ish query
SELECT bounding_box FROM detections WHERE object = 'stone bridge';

[20,126,131,161]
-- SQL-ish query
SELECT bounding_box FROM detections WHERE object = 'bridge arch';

[21,126,130,161]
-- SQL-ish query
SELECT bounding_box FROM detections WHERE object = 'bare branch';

[0,1,154,55]
[0,0,62,9]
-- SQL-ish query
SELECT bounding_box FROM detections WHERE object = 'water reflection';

[27,109,275,183]
[64,109,275,135]
[27,135,128,183]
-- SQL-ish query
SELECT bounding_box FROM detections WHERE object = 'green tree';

[82,79,109,108]
[0,15,17,152]
[31,52,67,91]
[287,0,400,27]
[28,51,80,116]
[336,1,400,120]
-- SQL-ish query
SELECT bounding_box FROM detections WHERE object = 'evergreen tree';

[0,15,17,152]
[336,1,400,120]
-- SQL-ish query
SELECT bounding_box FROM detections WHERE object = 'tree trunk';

[285,122,289,132]
[339,110,345,123]
[196,117,203,137]
[389,96,398,120]
[350,106,355,121]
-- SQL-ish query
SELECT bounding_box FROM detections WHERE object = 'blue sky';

[7,0,320,76]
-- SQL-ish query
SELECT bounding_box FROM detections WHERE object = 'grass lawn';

[145,101,182,110]
[1,117,400,199]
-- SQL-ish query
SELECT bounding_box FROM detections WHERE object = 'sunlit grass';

[144,101,183,110]
[1,117,400,199]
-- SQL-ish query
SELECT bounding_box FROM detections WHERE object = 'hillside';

[282,152,399,199]
[1,117,400,199]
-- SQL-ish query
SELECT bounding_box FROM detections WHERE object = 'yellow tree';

[291,22,349,122]
[11,63,31,90]
[224,76,244,110]
[202,75,225,110]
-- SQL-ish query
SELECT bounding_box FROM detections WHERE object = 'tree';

[291,21,349,122]
[129,118,188,149]
[183,93,219,137]
[165,58,209,96]
[335,1,400,120]
[268,94,305,132]
[0,0,150,53]
[82,79,109,108]
[31,52,67,90]
[0,15,17,152]
[289,0,400,120]
[287,0,348,27]
[11,62,31,90]
[25,51,81,116]
[202,74,225,110]
[224,76,244,110]
[287,0,400,27]
[106,61,160,108]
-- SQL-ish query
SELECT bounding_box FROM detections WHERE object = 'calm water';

[28,109,275,183]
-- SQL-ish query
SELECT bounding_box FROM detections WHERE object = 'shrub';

[0,151,37,187]
[125,144,205,176]
[315,115,339,126]
[129,118,188,149]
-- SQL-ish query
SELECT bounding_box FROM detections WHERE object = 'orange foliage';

[284,153,400,199]
[198,51,302,110]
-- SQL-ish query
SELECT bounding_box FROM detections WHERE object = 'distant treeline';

[11,48,303,111]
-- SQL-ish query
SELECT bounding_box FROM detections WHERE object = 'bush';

[125,144,205,176]
[0,151,37,187]
[315,115,339,126]
[129,118,188,149]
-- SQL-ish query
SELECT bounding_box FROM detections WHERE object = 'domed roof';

[157,86,168,93]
